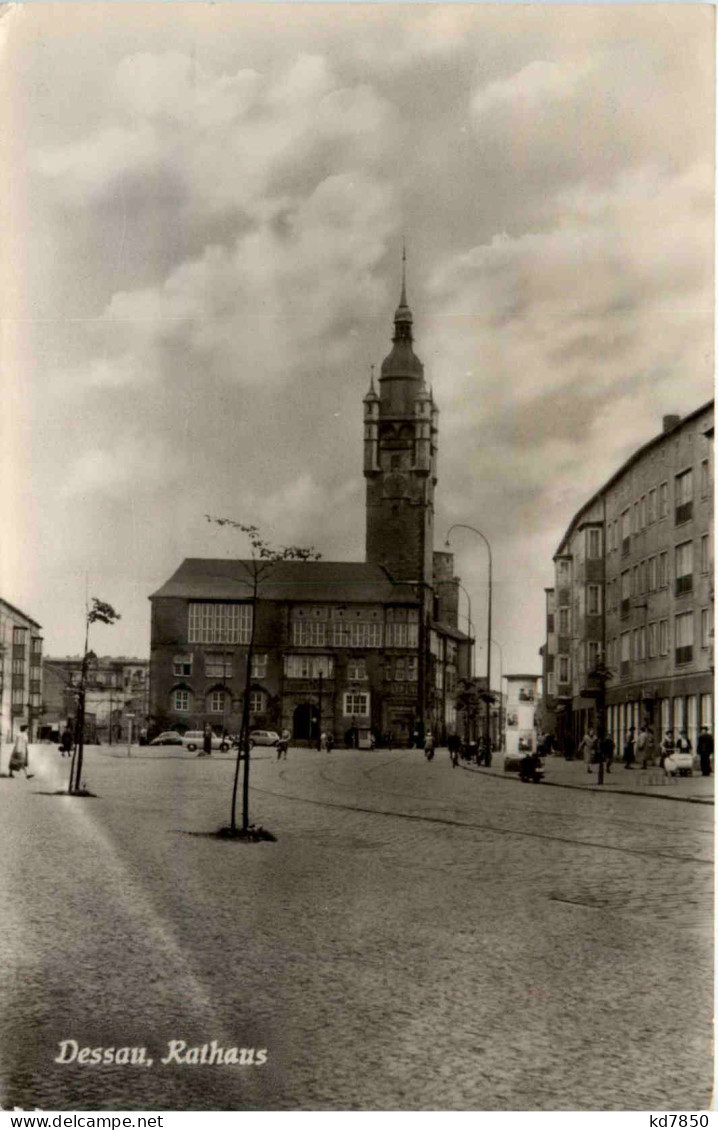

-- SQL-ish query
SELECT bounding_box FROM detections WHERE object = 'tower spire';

[393,244,413,342]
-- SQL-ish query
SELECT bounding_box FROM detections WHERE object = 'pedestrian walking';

[600,732,615,774]
[8,725,34,779]
[622,727,636,769]
[637,725,649,768]
[276,729,290,760]
[198,723,213,757]
[326,730,334,753]
[448,733,460,767]
[697,727,713,777]
[659,728,674,769]
[60,726,73,758]
[578,727,598,773]
[424,731,435,761]
[644,727,657,768]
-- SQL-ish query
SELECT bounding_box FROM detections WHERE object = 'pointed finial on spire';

[364,362,379,402]
[393,241,413,339]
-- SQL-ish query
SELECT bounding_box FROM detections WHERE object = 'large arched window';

[172,688,191,712]
[207,688,228,714]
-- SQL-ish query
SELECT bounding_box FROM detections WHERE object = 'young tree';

[206,518,320,836]
[69,598,121,795]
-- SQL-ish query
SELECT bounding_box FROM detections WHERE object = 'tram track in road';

[310,751,714,841]
[251,767,712,866]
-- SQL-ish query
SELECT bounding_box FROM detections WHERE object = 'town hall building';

[148,271,471,746]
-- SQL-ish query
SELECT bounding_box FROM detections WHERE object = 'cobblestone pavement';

[0,743,712,1112]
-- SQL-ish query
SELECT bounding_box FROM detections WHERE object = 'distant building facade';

[149,274,471,746]
[42,656,149,743]
[0,598,43,741]
[543,402,714,754]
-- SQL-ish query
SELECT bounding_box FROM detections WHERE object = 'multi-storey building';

[42,656,149,743]
[544,402,714,753]
[149,273,471,746]
[539,588,557,736]
[0,598,43,741]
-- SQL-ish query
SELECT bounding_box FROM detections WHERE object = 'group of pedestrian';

[320,731,335,752]
[617,724,713,775]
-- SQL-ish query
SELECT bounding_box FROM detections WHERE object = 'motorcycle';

[519,753,544,783]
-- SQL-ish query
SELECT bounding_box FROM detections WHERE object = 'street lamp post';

[450,578,474,678]
[490,637,504,749]
[445,524,493,751]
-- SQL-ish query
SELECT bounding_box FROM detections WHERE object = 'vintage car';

[248,730,281,748]
[183,731,231,752]
[149,731,185,746]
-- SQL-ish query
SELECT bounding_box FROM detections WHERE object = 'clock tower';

[364,259,438,585]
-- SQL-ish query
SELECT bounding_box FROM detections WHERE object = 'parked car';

[149,731,185,746]
[249,730,280,748]
[183,731,231,752]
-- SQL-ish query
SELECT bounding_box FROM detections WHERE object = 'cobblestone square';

[0,743,712,1111]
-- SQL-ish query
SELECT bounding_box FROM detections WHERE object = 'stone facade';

[544,401,714,753]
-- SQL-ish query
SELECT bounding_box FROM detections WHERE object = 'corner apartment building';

[0,598,43,741]
[543,401,714,752]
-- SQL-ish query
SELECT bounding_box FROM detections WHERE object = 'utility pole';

[317,669,323,750]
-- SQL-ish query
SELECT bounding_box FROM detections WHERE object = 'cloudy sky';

[1,3,714,679]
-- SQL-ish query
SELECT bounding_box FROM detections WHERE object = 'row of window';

[171,688,372,719]
[9,687,42,706]
[174,653,421,683]
[556,586,601,635]
[172,688,266,714]
[553,608,712,687]
[9,628,42,651]
[563,465,712,573]
[186,603,424,646]
[610,536,711,609]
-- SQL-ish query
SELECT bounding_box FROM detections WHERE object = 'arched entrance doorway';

[293,702,319,742]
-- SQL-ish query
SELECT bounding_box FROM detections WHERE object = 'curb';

[461,762,714,806]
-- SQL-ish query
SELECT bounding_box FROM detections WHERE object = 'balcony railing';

[675,575,693,596]
[675,501,693,525]
[675,645,693,665]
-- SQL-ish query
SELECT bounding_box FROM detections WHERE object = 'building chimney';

[663,414,681,433]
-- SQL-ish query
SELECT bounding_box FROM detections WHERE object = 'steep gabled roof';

[150,559,420,605]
